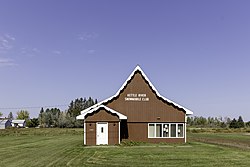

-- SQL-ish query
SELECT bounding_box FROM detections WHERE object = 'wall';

[85,109,119,122]
[85,108,119,145]
[108,122,119,145]
[85,122,96,145]
[106,72,185,123]
[105,71,186,143]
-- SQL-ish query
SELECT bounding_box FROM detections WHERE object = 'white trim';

[185,116,187,143]
[78,65,193,118]
[96,122,108,145]
[184,122,187,143]
[84,122,86,145]
[77,105,127,120]
[148,123,185,139]
[118,122,121,144]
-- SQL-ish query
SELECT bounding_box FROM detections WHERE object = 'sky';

[0,0,250,121]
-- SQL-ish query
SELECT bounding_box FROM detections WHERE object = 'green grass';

[188,131,250,150]
[0,128,250,166]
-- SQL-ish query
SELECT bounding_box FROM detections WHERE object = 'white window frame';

[148,123,185,139]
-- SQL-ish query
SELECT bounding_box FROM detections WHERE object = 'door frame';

[96,122,108,145]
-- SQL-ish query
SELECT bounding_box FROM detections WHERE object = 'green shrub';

[119,140,145,146]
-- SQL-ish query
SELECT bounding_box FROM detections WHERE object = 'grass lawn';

[0,128,250,167]
[188,131,250,150]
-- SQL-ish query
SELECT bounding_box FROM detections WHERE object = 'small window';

[163,124,169,137]
[156,124,162,137]
[171,124,176,137]
[178,124,184,137]
[148,124,155,137]
[101,127,104,133]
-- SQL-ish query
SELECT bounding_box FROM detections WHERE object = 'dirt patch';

[193,138,250,150]
[243,133,250,136]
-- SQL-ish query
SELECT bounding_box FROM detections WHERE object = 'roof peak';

[78,65,193,116]
[135,64,142,71]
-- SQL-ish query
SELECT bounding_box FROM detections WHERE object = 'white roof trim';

[78,65,193,116]
[76,105,127,120]
[11,120,26,124]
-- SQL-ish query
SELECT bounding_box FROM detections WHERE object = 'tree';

[237,116,245,128]
[16,110,30,121]
[225,117,231,127]
[86,97,95,108]
[229,118,237,128]
[26,118,39,127]
[67,97,96,117]
[0,112,3,117]
[8,112,14,120]
[68,99,83,117]
[38,107,44,126]
[50,108,60,127]
[58,111,75,128]
[187,117,193,126]
[246,121,250,127]
[38,108,61,128]
[220,122,227,128]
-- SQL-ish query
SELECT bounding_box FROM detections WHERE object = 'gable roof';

[78,65,193,118]
[76,105,127,120]
[0,120,10,125]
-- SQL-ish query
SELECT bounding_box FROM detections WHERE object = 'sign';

[125,93,149,101]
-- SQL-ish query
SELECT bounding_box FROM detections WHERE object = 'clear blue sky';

[0,0,250,121]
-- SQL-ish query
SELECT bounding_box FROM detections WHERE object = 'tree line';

[2,99,250,129]
[187,116,250,128]
[1,97,97,128]
[38,97,97,128]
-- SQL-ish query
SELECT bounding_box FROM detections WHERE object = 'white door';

[96,123,108,145]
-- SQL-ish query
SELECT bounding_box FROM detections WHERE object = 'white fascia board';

[76,114,85,120]
[77,65,193,118]
[77,105,127,120]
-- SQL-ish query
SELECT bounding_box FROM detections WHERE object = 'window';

[178,124,184,137]
[163,124,169,137]
[171,124,176,137]
[156,124,162,137]
[148,124,155,138]
[148,123,184,138]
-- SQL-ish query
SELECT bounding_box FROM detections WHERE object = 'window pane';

[178,124,184,137]
[171,124,176,137]
[156,124,162,137]
[163,124,169,137]
[148,124,155,137]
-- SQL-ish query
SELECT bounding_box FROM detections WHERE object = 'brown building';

[77,66,193,145]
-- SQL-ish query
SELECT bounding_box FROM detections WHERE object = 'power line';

[0,104,68,110]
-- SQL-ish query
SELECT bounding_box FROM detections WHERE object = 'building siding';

[0,120,11,129]
[105,72,186,143]
[85,109,119,122]
[85,109,119,145]
[80,67,191,145]
[106,72,185,123]
[108,122,119,145]
[85,122,96,145]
